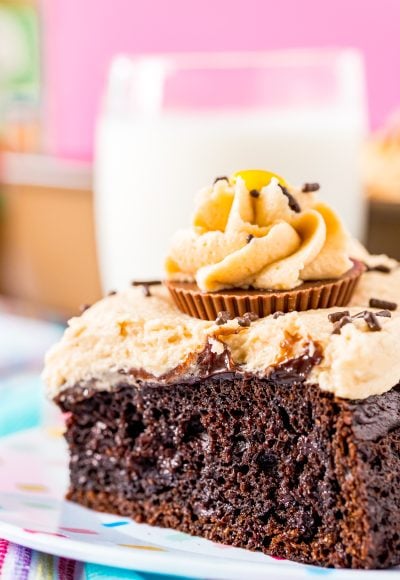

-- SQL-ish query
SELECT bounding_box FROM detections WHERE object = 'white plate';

[0,428,397,579]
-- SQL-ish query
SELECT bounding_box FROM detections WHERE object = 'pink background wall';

[43,0,400,161]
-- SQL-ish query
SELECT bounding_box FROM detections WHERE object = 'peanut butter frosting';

[165,173,352,292]
[43,256,400,401]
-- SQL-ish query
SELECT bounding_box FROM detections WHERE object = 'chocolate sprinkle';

[243,312,259,322]
[272,311,285,319]
[142,285,151,298]
[79,303,91,314]
[131,280,161,287]
[366,264,391,274]
[301,182,320,193]
[328,310,392,334]
[246,234,254,244]
[131,280,161,298]
[107,290,117,296]
[278,184,301,213]
[375,310,392,318]
[352,310,368,319]
[332,316,352,335]
[249,189,260,198]
[328,310,350,323]
[216,311,234,326]
[364,311,382,332]
[213,176,229,184]
[330,308,389,334]
[369,298,398,311]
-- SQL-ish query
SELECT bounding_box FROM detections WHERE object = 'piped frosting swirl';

[165,172,352,292]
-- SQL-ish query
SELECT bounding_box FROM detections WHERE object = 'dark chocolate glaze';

[267,345,323,386]
[57,341,324,408]
[140,340,238,386]
[135,340,322,388]
[194,340,237,377]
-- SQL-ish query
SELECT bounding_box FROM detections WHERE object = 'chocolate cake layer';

[57,368,400,569]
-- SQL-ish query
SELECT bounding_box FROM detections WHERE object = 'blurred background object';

[0,0,40,153]
[363,111,400,261]
[40,0,400,161]
[0,0,400,318]
[363,111,400,204]
[0,153,100,317]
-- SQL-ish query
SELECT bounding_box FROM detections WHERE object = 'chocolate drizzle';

[267,343,323,386]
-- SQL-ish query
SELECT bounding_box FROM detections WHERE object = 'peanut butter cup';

[165,259,365,320]
[165,169,363,319]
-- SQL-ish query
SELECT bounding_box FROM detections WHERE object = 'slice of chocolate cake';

[43,279,400,569]
[43,172,400,569]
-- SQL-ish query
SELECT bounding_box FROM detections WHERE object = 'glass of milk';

[95,50,367,290]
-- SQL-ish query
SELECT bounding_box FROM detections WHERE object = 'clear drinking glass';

[95,49,367,290]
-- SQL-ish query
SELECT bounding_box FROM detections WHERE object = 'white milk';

[95,107,366,290]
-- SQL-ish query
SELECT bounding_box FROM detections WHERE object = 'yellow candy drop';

[232,169,286,191]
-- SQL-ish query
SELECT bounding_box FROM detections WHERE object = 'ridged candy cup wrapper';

[164,260,365,321]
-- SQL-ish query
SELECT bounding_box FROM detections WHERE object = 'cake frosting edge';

[43,262,400,401]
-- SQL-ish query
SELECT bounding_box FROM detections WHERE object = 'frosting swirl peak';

[165,172,352,292]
